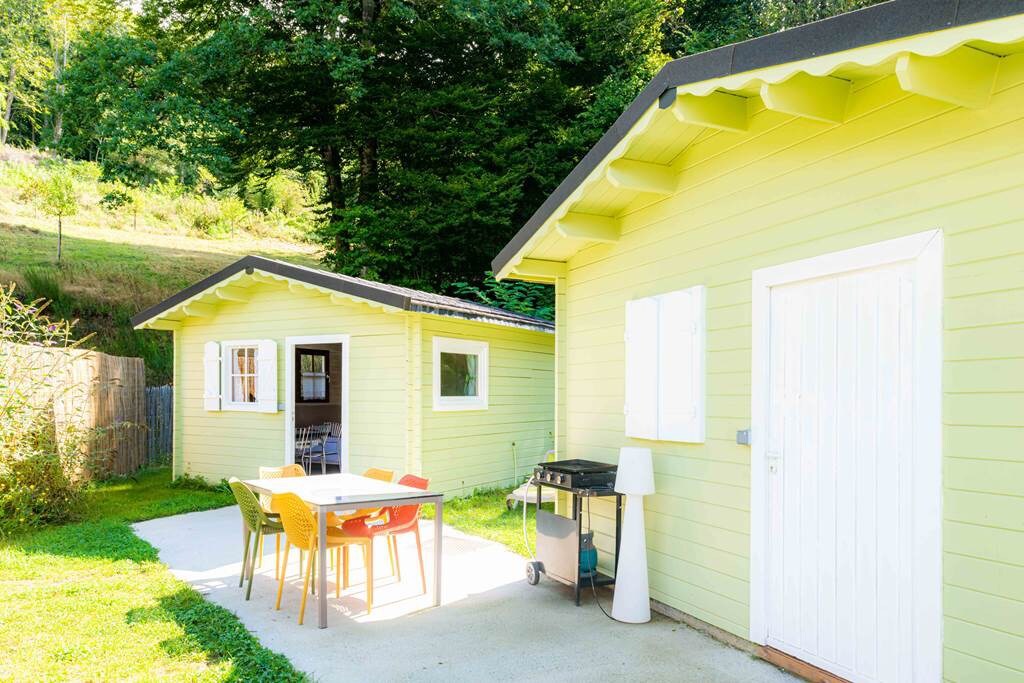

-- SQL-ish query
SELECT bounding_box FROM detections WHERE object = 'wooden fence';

[8,343,149,477]
[61,348,148,476]
[145,385,173,463]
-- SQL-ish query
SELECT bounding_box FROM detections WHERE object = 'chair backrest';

[328,422,343,438]
[259,464,305,479]
[271,492,317,551]
[363,467,395,483]
[258,464,305,509]
[295,425,311,454]
[384,474,429,529]
[228,477,265,533]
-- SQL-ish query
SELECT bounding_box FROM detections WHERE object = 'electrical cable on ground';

[585,493,615,621]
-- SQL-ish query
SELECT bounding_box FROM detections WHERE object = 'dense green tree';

[0,0,49,149]
[12,0,889,311]
[664,0,884,57]
[138,0,671,291]
[56,30,238,184]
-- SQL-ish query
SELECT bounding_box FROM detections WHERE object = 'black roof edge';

[130,255,411,327]
[491,0,1024,273]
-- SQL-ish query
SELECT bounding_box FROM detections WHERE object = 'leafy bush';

[0,284,95,536]
[451,272,554,321]
[215,195,249,235]
[168,472,229,493]
[99,187,134,211]
[176,194,248,238]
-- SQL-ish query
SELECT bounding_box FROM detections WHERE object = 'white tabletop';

[243,472,440,508]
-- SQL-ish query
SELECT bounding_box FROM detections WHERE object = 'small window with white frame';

[223,342,259,409]
[433,337,488,411]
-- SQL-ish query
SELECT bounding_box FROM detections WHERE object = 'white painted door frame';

[749,230,943,680]
[284,334,351,471]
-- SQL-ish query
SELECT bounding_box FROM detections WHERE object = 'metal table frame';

[244,473,443,628]
[535,479,623,605]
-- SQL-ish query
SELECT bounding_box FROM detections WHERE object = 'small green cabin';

[133,256,554,495]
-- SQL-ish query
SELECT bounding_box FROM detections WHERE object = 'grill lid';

[538,459,617,474]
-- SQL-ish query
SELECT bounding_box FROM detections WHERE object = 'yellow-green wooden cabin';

[494,2,1024,680]
[132,256,554,496]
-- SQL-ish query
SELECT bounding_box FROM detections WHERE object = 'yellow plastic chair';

[271,492,374,623]
[257,464,306,578]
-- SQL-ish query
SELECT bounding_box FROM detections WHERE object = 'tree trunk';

[358,139,378,202]
[0,63,15,148]
[321,144,346,254]
[57,215,62,264]
[52,30,68,145]
[357,0,379,204]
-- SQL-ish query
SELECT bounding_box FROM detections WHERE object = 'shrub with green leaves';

[0,284,93,535]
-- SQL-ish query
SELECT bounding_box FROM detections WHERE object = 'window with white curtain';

[226,344,258,406]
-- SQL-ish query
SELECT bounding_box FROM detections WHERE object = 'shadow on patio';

[134,506,796,682]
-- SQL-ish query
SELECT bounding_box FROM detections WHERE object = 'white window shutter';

[256,339,278,413]
[657,286,706,443]
[203,341,222,411]
[624,297,659,440]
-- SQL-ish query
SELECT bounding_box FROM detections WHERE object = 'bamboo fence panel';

[8,343,148,477]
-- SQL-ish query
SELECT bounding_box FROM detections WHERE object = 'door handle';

[767,451,782,474]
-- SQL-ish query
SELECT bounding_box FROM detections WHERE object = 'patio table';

[243,472,443,628]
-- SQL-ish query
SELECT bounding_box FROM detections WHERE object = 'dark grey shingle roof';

[131,255,554,332]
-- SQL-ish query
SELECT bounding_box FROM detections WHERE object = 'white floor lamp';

[612,446,655,623]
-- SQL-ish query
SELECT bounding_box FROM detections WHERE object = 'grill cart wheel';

[526,561,542,585]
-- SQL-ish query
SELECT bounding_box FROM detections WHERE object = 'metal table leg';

[317,506,328,628]
[433,498,443,607]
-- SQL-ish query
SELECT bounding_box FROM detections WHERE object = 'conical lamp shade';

[615,447,655,495]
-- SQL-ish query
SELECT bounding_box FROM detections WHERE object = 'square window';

[433,337,488,411]
[440,352,479,397]
[297,349,329,403]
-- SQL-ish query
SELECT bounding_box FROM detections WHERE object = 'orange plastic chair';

[331,467,398,574]
[257,464,306,578]
[271,492,374,623]
[341,474,430,594]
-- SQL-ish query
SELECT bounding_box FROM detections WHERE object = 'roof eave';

[491,0,1024,278]
[132,256,553,333]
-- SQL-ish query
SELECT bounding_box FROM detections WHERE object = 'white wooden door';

[765,261,919,682]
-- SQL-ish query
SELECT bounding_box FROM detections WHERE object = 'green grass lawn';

[0,470,548,681]
[0,468,307,682]
[421,487,553,558]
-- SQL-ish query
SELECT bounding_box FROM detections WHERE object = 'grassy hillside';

[0,155,320,384]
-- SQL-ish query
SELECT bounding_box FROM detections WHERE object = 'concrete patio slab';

[134,507,795,682]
